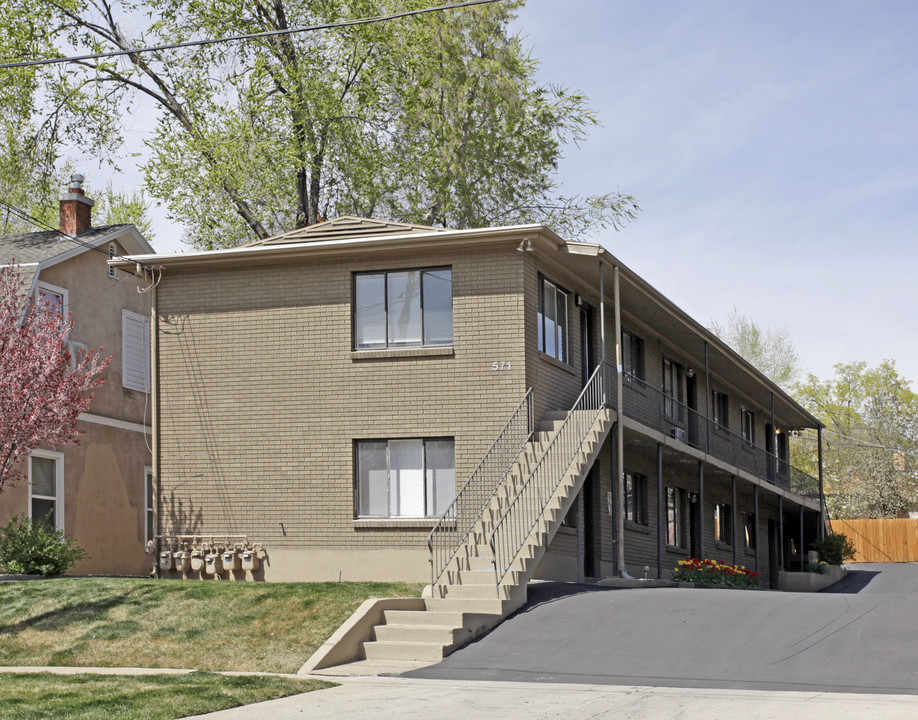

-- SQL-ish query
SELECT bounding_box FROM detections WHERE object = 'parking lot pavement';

[404,564,918,694]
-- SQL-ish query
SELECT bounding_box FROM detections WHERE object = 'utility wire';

[0,198,155,271]
[0,0,503,70]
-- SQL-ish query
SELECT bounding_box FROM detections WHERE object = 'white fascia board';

[78,411,151,435]
[38,225,153,273]
[111,222,560,269]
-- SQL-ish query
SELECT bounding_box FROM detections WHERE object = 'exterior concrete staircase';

[358,366,614,665]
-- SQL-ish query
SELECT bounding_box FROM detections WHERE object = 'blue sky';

[510,1,918,385]
[111,0,918,386]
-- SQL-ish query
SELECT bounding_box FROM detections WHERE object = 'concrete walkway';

[194,676,918,719]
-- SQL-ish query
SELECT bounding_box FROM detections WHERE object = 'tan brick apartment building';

[119,217,824,589]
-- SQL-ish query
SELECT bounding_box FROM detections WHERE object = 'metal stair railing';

[488,362,612,586]
[427,389,533,588]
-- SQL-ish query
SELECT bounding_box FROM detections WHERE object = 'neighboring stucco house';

[0,175,155,575]
[115,216,825,593]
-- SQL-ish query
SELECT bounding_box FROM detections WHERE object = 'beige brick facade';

[141,218,823,587]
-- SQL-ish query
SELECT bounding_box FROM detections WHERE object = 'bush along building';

[1,175,155,575]
[115,217,824,632]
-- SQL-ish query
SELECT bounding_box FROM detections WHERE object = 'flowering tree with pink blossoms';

[0,264,110,492]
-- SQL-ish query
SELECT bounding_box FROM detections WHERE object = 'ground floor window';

[743,511,757,550]
[714,502,732,544]
[666,486,684,547]
[625,472,648,525]
[356,438,455,518]
[145,467,155,543]
[29,450,64,531]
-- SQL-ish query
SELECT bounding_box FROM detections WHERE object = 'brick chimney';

[59,173,94,236]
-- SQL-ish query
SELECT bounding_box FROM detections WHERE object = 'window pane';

[31,456,56,497]
[422,269,453,345]
[355,274,387,349]
[387,271,422,346]
[389,440,424,517]
[625,474,634,521]
[425,439,456,517]
[39,288,63,317]
[358,442,388,516]
[32,498,56,528]
[542,280,556,357]
[556,291,568,363]
[146,472,154,541]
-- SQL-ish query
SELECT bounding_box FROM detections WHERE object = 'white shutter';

[122,309,151,392]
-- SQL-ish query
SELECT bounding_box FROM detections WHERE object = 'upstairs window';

[354,268,452,349]
[662,357,682,420]
[538,276,569,363]
[741,409,755,444]
[108,243,119,279]
[622,330,644,380]
[712,389,729,430]
[36,281,68,318]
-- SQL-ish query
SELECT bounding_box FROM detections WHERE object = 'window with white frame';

[36,281,68,318]
[356,438,455,518]
[741,409,755,444]
[712,389,729,430]
[108,243,119,279]
[714,501,732,544]
[625,471,648,525]
[666,486,684,547]
[145,467,155,544]
[122,309,151,392]
[30,451,64,531]
[354,268,453,349]
[538,276,569,363]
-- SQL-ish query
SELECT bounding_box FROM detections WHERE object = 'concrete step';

[439,583,506,600]
[381,609,464,627]
[373,624,458,645]
[362,640,446,663]
[425,596,508,615]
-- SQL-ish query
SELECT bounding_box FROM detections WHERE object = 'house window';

[538,276,569,363]
[29,451,64,531]
[354,268,453,349]
[356,438,455,518]
[665,486,684,547]
[712,389,729,430]
[145,467,155,544]
[741,409,755,444]
[625,472,648,525]
[122,310,151,392]
[36,281,68,318]
[662,357,682,420]
[714,502,732,545]
[743,511,757,550]
[622,330,644,380]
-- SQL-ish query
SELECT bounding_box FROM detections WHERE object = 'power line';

[0,0,503,70]
[0,198,155,271]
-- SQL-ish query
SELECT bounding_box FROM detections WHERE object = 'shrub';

[672,558,761,588]
[811,532,857,566]
[0,514,87,576]
[806,560,828,574]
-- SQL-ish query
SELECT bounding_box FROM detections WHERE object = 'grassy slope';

[0,578,422,673]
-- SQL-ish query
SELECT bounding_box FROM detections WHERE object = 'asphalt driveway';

[404,563,918,695]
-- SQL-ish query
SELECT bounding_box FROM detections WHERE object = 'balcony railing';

[620,374,819,499]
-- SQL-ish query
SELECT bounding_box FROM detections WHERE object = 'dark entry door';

[583,469,598,578]
[768,519,780,589]
[689,492,701,558]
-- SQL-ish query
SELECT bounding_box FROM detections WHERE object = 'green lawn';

[0,672,333,720]
[0,577,422,672]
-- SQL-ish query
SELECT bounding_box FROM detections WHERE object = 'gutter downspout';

[613,264,630,578]
[818,426,826,539]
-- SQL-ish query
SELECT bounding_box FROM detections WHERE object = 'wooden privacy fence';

[830,518,918,563]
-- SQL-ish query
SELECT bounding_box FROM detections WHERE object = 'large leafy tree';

[0,0,638,249]
[794,361,918,519]
[709,307,801,390]
[0,265,110,492]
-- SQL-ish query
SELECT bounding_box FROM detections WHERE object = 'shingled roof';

[245,216,446,247]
